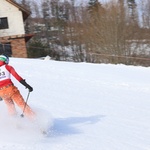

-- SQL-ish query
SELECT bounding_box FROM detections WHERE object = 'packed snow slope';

[0,58,150,150]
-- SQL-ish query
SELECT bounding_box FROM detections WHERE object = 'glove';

[20,79,33,92]
[0,97,3,101]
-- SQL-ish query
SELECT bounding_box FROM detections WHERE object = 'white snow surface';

[0,58,150,150]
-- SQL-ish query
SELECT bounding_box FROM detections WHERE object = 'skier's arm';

[6,65,33,92]
[5,64,23,81]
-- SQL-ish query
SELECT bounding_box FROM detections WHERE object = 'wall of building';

[11,38,27,58]
[0,0,25,37]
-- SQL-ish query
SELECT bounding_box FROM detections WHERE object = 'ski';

[41,130,49,136]
[42,130,47,135]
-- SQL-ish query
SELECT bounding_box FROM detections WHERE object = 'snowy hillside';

[0,58,150,150]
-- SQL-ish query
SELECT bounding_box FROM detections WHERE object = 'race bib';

[0,65,10,81]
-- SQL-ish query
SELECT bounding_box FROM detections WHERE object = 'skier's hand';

[20,79,33,92]
[0,97,3,101]
[26,84,33,92]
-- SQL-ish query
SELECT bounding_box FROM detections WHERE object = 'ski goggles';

[0,57,6,62]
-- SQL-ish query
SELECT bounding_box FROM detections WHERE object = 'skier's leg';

[0,86,17,116]
[3,98,17,116]
[11,86,36,120]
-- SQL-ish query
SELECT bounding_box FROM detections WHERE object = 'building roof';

[6,0,31,20]
[0,33,34,42]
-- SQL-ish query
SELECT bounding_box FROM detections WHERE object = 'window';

[0,17,9,29]
[0,43,12,56]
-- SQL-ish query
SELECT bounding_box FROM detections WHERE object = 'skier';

[0,54,35,120]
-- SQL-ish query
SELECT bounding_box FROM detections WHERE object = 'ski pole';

[20,90,30,117]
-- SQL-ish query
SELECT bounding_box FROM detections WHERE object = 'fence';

[0,43,150,67]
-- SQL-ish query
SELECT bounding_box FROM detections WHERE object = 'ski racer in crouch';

[0,54,35,120]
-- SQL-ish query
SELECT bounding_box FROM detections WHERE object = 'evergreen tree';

[27,40,47,58]
[20,0,32,34]
[88,0,102,16]
[127,0,137,23]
